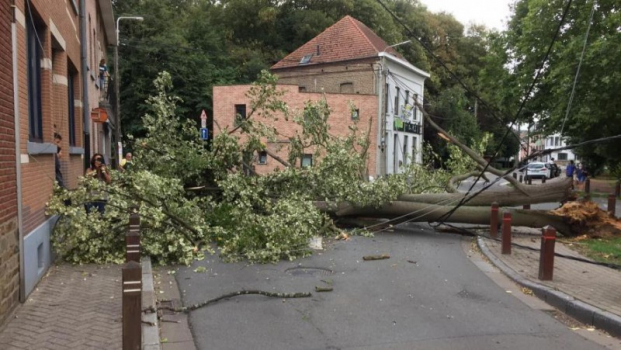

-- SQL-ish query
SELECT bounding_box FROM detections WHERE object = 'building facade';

[1,0,115,325]
[216,16,428,176]
[0,0,19,326]
[213,84,379,176]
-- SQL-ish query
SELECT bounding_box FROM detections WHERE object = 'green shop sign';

[394,119,421,134]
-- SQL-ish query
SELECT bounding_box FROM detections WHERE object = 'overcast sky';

[419,0,515,31]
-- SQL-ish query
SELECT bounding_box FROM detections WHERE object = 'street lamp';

[114,16,143,168]
[383,40,411,52]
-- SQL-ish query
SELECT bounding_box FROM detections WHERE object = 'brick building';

[215,16,429,176]
[1,0,115,325]
[0,0,19,327]
[213,84,379,175]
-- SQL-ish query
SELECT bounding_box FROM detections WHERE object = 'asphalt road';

[176,225,608,350]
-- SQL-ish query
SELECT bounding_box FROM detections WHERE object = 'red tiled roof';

[271,15,404,70]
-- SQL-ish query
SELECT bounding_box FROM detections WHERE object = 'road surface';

[175,225,613,350]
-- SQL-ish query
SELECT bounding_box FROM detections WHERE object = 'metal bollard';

[513,173,517,180]
[490,202,499,239]
[523,204,530,210]
[126,212,141,263]
[538,226,556,281]
[519,174,523,183]
[502,212,511,255]
[609,194,617,218]
[527,176,532,185]
[122,261,142,350]
[585,178,590,194]
[542,176,546,184]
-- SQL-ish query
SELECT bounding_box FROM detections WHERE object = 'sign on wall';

[394,120,421,134]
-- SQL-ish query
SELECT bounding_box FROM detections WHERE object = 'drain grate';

[285,266,334,277]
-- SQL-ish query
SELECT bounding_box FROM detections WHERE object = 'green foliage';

[49,71,475,265]
[497,0,621,170]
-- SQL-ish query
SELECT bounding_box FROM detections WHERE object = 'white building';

[542,133,577,165]
[379,53,430,174]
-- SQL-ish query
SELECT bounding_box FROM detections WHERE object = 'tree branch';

[414,100,529,195]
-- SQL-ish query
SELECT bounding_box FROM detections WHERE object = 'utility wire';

[439,223,621,271]
[374,0,529,154]
[560,0,596,135]
[432,0,575,227]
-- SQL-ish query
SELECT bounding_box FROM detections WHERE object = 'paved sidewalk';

[0,264,122,350]
[479,234,621,336]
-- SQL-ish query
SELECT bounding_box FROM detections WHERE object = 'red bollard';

[523,204,530,210]
[538,226,556,280]
[122,261,142,350]
[502,212,512,255]
[609,194,617,218]
[490,202,499,239]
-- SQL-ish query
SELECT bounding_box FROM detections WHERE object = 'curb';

[142,257,161,350]
[477,236,621,337]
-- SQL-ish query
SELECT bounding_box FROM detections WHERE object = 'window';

[394,87,400,115]
[557,153,568,161]
[351,109,359,120]
[393,134,399,171]
[301,154,313,168]
[299,54,313,64]
[403,136,408,166]
[412,137,417,163]
[68,70,76,146]
[413,93,419,120]
[555,137,560,146]
[405,91,410,107]
[340,82,354,94]
[384,83,389,115]
[235,104,246,124]
[258,151,267,165]
[27,13,43,142]
[298,86,306,92]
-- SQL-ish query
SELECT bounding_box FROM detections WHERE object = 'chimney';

[316,44,320,56]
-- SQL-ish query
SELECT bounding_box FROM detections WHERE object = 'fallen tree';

[47,71,618,265]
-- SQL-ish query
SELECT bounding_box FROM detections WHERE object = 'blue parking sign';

[200,127,208,140]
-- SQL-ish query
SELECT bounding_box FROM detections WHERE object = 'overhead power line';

[374,0,529,154]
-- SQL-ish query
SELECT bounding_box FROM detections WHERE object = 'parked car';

[526,162,551,179]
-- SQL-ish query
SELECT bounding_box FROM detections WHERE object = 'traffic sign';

[200,127,208,140]
[200,110,207,128]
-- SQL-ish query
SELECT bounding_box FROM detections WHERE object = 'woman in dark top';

[85,153,111,214]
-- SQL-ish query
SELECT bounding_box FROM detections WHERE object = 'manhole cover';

[285,266,334,277]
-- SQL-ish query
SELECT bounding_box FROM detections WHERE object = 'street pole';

[114,41,120,168]
[115,16,143,169]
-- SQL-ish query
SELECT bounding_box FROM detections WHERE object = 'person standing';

[54,133,65,189]
[565,160,575,178]
[120,152,133,172]
[85,153,111,214]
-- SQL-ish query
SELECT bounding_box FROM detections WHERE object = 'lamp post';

[114,16,143,168]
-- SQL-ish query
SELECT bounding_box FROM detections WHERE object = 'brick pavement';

[0,264,122,350]
[484,234,621,317]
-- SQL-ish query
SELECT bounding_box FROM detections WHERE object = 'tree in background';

[113,0,517,162]
[497,0,621,173]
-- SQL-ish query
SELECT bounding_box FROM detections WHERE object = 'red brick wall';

[13,0,83,234]
[214,84,379,176]
[0,0,19,327]
[273,58,378,95]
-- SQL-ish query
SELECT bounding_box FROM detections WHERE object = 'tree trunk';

[327,201,573,235]
[398,177,572,207]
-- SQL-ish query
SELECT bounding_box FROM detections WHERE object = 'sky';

[419,0,514,31]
